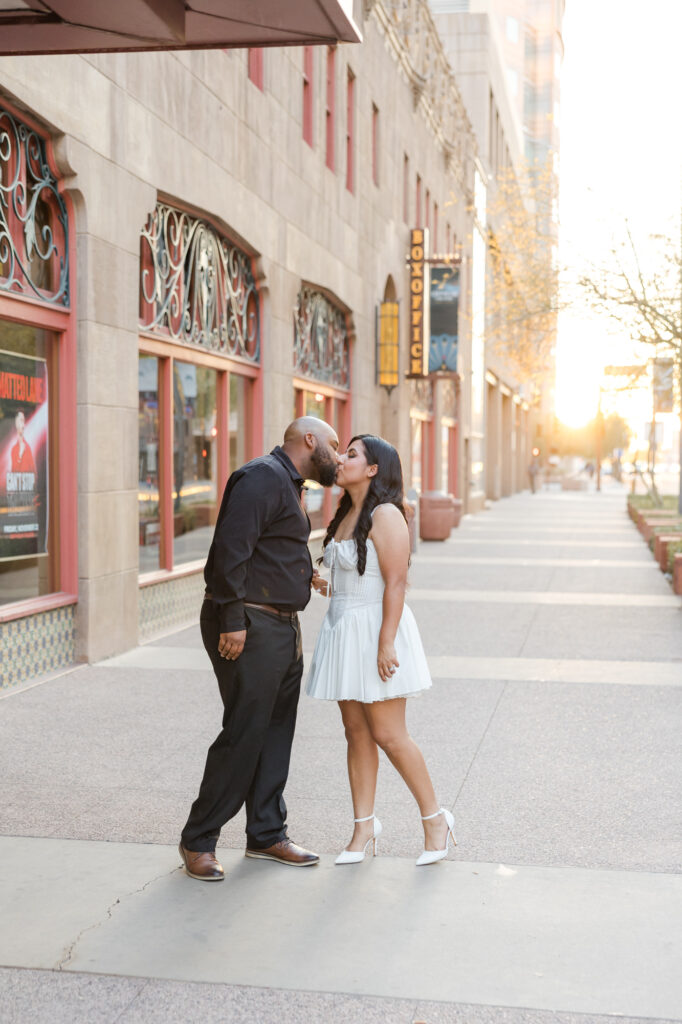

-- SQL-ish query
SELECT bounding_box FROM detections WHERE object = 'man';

[179,416,340,881]
[10,410,36,475]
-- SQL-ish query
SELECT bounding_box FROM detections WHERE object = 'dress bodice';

[323,536,384,608]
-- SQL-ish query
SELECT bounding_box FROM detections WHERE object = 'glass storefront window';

[0,320,54,605]
[138,356,160,573]
[301,389,327,532]
[411,418,423,492]
[229,373,250,474]
[173,362,218,565]
[442,425,450,494]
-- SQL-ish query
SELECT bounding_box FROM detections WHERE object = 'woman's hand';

[377,640,399,682]
[311,569,330,597]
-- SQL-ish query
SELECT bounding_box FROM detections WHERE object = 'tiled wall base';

[1,604,76,689]
[139,571,205,644]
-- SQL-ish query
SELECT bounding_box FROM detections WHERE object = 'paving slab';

[5,969,679,1024]
[1,837,680,1020]
[409,588,681,607]
[451,680,682,873]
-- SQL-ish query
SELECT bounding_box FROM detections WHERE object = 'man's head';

[14,410,26,436]
[282,416,339,486]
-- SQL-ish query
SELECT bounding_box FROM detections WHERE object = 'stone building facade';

[0,0,537,688]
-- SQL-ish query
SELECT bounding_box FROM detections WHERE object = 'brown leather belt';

[244,601,297,620]
[204,594,296,621]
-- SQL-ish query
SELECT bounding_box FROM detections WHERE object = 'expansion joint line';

[451,680,508,812]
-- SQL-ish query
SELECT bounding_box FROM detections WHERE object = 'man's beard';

[310,444,338,487]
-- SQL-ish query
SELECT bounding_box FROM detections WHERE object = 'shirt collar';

[271,446,305,490]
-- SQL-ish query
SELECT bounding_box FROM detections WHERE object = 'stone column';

[61,137,156,662]
[486,381,502,500]
[501,391,514,497]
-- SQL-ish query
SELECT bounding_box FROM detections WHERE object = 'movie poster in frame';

[0,350,49,560]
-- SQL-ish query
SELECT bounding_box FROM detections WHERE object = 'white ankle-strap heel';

[416,807,456,866]
[335,813,383,865]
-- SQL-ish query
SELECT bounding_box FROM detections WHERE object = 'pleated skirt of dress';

[305,598,433,703]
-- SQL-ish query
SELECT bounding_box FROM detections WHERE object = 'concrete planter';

[674,553,682,595]
[654,532,682,572]
[640,512,682,543]
[419,492,455,541]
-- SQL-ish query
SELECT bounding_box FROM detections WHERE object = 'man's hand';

[218,629,247,660]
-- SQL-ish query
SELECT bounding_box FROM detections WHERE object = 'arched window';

[0,103,76,683]
[293,284,351,531]
[138,201,262,578]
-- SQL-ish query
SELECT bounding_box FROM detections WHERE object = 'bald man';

[179,418,340,880]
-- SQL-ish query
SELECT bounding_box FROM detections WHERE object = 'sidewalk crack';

[56,864,180,971]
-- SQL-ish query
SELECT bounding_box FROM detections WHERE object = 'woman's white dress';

[305,533,432,703]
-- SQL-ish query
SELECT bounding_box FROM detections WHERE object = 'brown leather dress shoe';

[178,843,224,881]
[245,837,319,866]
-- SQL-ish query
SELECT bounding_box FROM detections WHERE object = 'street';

[1,484,681,1023]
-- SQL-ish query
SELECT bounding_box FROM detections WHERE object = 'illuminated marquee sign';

[407,228,430,378]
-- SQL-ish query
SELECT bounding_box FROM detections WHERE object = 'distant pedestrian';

[178,417,340,881]
[528,449,541,493]
[306,435,456,866]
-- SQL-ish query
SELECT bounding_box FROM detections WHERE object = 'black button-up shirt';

[204,446,313,632]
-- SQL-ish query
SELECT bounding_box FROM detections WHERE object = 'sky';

[555,0,682,428]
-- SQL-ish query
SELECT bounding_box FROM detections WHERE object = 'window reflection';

[173,362,218,565]
[301,390,326,532]
[138,356,160,572]
[0,320,54,604]
[229,373,249,474]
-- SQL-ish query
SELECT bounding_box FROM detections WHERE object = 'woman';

[306,434,456,866]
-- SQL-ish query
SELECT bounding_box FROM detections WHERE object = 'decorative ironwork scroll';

[139,202,260,363]
[293,286,350,389]
[0,108,69,305]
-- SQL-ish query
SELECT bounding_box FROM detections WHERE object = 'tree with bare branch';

[483,159,561,392]
[580,225,682,510]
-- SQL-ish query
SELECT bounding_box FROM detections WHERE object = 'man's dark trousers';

[181,601,303,853]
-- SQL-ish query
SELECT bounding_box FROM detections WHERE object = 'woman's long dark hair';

[321,434,407,576]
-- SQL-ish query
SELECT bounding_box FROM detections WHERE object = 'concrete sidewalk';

[1,485,681,1023]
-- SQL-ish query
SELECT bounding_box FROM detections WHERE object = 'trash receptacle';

[419,491,455,541]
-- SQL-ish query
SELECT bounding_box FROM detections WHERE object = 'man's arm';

[209,463,281,635]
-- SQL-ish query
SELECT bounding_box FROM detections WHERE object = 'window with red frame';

[434,202,439,251]
[302,46,314,146]
[248,49,264,90]
[403,154,409,222]
[326,47,336,171]
[416,174,422,228]
[425,188,430,233]
[345,68,355,193]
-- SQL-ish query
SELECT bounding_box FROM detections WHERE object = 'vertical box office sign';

[407,228,430,378]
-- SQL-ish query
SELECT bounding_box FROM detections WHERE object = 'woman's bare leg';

[364,698,449,851]
[338,700,379,851]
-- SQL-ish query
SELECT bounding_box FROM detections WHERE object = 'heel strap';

[421,808,444,821]
[353,814,375,823]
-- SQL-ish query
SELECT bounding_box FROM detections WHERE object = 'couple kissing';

[178,417,455,882]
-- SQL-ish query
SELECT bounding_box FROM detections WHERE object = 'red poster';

[0,351,49,560]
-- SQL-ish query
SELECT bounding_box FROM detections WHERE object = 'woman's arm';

[370,504,410,682]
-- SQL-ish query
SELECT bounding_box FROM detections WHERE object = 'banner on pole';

[653,358,674,414]
[0,350,49,561]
